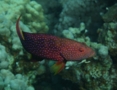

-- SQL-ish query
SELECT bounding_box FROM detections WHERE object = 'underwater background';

[0,0,117,90]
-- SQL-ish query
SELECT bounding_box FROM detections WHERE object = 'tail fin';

[16,15,25,40]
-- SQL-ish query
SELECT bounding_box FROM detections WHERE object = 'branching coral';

[0,0,48,33]
[0,69,35,90]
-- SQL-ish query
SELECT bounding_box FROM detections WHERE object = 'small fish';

[16,16,95,74]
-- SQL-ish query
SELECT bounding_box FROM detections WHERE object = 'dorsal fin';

[16,15,25,40]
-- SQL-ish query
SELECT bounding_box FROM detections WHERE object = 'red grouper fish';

[16,16,95,74]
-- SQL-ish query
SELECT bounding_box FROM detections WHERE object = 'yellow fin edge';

[50,61,65,75]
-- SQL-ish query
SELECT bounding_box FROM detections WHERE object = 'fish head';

[74,43,95,60]
[61,41,95,61]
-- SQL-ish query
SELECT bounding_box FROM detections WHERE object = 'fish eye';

[79,47,84,52]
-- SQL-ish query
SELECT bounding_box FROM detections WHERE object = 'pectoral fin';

[50,61,65,75]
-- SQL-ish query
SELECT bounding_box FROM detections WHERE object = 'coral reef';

[98,4,117,62]
[0,69,34,90]
[59,22,115,90]
[0,0,117,90]
[54,0,105,38]
[0,0,48,33]
[0,0,48,89]
[58,3,117,90]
